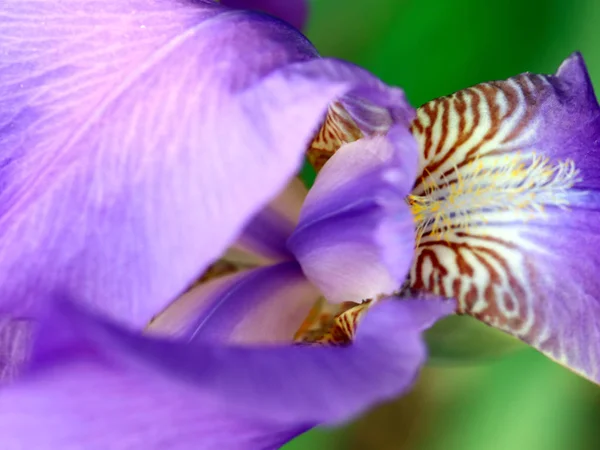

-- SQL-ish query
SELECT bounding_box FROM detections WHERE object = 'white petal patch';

[409,152,580,244]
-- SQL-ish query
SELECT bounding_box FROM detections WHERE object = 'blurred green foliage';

[307,0,599,106]
[286,0,600,448]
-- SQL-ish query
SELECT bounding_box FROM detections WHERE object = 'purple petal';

[547,53,600,187]
[221,0,309,30]
[0,0,318,328]
[147,261,320,344]
[2,350,306,450]
[0,318,29,381]
[0,298,453,448]
[409,52,600,383]
[288,127,418,304]
[0,0,412,335]
[232,178,307,263]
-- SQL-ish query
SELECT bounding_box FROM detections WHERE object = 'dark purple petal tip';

[221,0,309,30]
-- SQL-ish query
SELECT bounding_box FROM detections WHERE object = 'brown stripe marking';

[306,102,362,172]
[409,74,552,343]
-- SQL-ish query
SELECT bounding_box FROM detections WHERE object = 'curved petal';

[306,95,408,172]
[1,356,307,450]
[0,0,413,337]
[0,1,318,329]
[0,296,453,449]
[147,261,320,344]
[288,126,418,304]
[231,178,307,263]
[221,0,309,30]
[408,52,600,383]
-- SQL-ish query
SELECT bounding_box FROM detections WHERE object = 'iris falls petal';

[408,53,600,383]
[0,297,453,448]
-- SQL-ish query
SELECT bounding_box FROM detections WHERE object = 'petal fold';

[231,178,307,263]
[0,0,415,380]
[289,127,418,304]
[0,297,453,448]
[409,52,600,383]
[147,261,319,344]
[221,0,309,30]
[0,0,320,329]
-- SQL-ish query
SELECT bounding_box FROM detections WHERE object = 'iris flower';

[411,53,600,383]
[0,0,453,448]
[310,49,600,384]
[0,0,598,448]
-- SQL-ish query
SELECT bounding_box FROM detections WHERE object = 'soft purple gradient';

[233,178,307,262]
[0,297,454,449]
[147,262,320,343]
[0,0,451,446]
[151,129,419,345]
[234,208,297,261]
[540,53,600,188]
[0,0,320,329]
[509,54,600,382]
[221,0,309,30]
[0,0,413,379]
[288,130,417,304]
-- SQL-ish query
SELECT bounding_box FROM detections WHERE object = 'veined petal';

[221,0,309,30]
[0,0,319,330]
[408,53,600,383]
[307,101,364,171]
[181,177,308,292]
[0,0,413,348]
[289,127,418,304]
[1,369,307,450]
[146,261,320,344]
[0,298,453,448]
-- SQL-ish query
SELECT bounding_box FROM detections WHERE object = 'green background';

[286,0,600,448]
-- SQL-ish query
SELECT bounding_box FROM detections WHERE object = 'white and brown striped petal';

[306,96,399,172]
[306,102,363,171]
[409,53,600,384]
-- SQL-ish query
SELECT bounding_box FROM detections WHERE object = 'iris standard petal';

[0,0,411,331]
[289,127,418,304]
[221,0,309,30]
[408,52,600,383]
[0,0,317,329]
[0,297,453,448]
[146,261,320,344]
